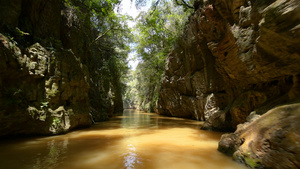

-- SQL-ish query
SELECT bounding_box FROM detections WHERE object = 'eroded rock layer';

[157,0,300,131]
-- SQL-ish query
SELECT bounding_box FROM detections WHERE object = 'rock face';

[218,104,300,169]
[0,37,91,136]
[158,0,300,168]
[157,0,300,131]
[0,0,121,136]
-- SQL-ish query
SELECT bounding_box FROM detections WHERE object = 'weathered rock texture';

[158,0,300,168]
[0,36,91,136]
[157,0,300,131]
[218,103,300,169]
[0,0,122,136]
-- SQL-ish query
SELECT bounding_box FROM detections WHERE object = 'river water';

[0,109,247,169]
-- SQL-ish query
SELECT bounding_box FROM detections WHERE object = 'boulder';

[218,104,300,169]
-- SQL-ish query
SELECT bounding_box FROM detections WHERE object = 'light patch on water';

[123,143,142,169]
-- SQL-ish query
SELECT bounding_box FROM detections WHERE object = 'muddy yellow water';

[0,109,247,169]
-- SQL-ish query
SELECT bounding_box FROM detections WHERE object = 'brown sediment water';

[0,109,247,169]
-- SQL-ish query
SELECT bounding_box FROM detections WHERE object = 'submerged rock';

[218,103,300,169]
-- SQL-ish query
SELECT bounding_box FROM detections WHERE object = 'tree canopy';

[65,0,194,113]
[63,0,134,116]
[124,0,193,111]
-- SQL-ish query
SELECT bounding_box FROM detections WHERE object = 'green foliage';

[173,0,195,10]
[123,69,139,108]
[64,0,133,114]
[244,154,262,168]
[129,0,192,111]
[15,27,30,36]
[52,117,61,127]
[62,0,193,113]
[40,102,49,109]
[135,0,195,11]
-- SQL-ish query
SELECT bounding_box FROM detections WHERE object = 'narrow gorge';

[0,0,299,169]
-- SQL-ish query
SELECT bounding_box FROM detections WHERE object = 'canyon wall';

[0,0,122,136]
[157,0,300,131]
[157,0,300,168]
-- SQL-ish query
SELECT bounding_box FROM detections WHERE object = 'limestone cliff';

[157,0,300,131]
[0,0,122,136]
[157,0,300,168]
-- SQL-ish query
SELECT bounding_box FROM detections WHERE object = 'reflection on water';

[31,139,69,169]
[0,109,247,169]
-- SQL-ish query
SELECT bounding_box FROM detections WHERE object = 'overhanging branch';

[174,0,194,9]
